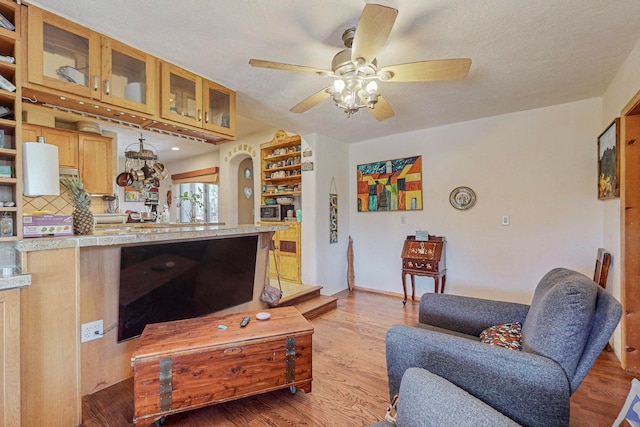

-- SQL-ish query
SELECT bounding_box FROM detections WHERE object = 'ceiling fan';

[249,3,471,121]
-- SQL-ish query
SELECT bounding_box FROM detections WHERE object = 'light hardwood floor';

[82,289,635,426]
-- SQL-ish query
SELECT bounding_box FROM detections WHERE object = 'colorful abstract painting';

[356,156,422,212]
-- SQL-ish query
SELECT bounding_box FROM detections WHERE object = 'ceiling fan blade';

[351,4,398,65]
[368,95,394,121]
[249,59,329,75]
[290,87,332,113]
[381,59,472,82]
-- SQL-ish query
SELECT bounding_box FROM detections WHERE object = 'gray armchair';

[384,268,622,427]
[369,367,520,427]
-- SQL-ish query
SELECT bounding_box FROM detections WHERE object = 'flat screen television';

[117,235,258,342]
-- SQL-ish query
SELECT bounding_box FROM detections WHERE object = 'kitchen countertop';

[15,223,289,253]
[0,272,31,291]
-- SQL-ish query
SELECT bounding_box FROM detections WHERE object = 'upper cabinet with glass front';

[203,80,235,136]
[100,37,157,115]
[27,7,99,98]
[160,63,202,128]
[26,8,157,115]
[161,62,235,138]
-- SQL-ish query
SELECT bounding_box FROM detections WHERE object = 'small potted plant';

[176,189,204,222]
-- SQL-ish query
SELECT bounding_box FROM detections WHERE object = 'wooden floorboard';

[82,289,635,426]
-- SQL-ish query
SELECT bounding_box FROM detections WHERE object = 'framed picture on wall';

[356,155,422,212]
[124,186,141,202]
[598,118,620,200]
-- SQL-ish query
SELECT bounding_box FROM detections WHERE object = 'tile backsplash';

[22,182,106,215]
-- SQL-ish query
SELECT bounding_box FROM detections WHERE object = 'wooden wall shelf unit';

[260,131,303,283]
[260,132,302,204]
[0,0,21,241]
[401,235,446,304]
[21,4,235,145]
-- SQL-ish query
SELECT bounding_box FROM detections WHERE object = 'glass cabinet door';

[101,38,157,115]
[27,8,100,98]
[203,81,236,137]
[160,63,202,128]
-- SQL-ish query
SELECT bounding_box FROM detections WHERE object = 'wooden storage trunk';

[130,306,313,426]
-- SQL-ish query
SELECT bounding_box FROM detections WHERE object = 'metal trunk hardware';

[159,358,173,412]
[285,337,296,383]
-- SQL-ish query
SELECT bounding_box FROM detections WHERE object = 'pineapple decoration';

[61,177,94,235]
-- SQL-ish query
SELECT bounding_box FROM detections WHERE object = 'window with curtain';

[172,167,219,223]
[178,183,219,223]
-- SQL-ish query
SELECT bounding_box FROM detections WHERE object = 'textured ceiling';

[26,0,640,150]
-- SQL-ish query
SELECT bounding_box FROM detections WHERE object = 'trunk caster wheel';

[290,386,297,394]
[154,416,166,426]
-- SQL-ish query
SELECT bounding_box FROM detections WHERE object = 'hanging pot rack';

[124,134,159,170]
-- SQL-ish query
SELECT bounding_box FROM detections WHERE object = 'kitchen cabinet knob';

[205,111,209,123]
[104,80,110,95]
[93,75,98,91]
[198,109,202,122]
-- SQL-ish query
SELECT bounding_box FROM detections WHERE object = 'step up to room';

[277,284,338,320]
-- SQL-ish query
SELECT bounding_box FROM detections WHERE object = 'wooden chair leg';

[402,272,408,305]
[410,274,416,302]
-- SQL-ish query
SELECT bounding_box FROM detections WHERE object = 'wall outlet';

[501,215,510,226]
[81,319,103,343]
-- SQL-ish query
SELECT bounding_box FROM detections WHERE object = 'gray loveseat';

[382,268,622,426]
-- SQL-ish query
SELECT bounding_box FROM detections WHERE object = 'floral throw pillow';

[479,322,522,350]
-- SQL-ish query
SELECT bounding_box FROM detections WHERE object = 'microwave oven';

[260,204,294,221]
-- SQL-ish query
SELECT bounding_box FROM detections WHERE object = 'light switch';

[501,215,510,226]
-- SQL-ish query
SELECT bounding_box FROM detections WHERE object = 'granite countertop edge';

[15,224,289,253]
[0,273,31,290]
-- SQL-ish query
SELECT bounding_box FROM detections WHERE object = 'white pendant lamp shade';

[23,137,60,196]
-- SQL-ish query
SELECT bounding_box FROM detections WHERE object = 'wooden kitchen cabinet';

[100,37,157,115]
[160,62,236,137]
[23,4,234,144]
[26,7,99,99]
[26,7,157,115]
[268,221,301,283]
[23,124,78,168]
[160,62,201,128]
[203,79,235,136]
[0,287,20,427]
[78,133,112,195]
[22,124,113,194]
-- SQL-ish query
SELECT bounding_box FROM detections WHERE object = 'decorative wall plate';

[244,187,253,199]
[449,186,476,210]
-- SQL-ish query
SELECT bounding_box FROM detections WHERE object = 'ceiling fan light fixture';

[329,74,381,116]
[249,3,469,122]
[366,80,377,93]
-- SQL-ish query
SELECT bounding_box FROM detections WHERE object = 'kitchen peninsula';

[16,223,287,427]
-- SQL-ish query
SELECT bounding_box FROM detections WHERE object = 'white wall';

[299,133,350,295]
[600,36,640,355]
[348,98,603,303]
[217,127,279,226]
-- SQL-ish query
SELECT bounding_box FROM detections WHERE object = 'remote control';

[240,316,250,327]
